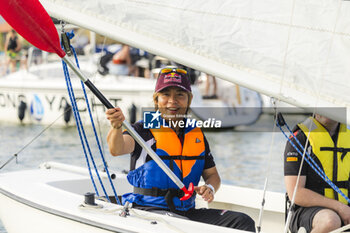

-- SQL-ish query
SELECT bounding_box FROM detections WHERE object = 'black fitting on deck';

[84,192,97,206]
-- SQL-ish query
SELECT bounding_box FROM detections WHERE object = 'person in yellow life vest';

[106,66,255,231]
[284,114,350,233]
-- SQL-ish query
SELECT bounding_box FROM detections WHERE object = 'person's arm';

[112,45,130,63]
[202,166,221,192]
[106,107,135,156]
[285,175,350,225]
[194,166,221,203]
[124,46,131,66]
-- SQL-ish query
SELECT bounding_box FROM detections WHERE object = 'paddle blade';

[0,0,65,58]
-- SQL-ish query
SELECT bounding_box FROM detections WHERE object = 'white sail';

[40,0,350,124]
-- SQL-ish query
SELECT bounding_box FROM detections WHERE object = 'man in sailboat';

[284,114,350,233]
[106,67,255,231]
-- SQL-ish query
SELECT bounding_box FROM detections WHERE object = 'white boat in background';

[192,77,262,128]
[0,59,155,126]
[0,57,262,127]
[0,162,285,233]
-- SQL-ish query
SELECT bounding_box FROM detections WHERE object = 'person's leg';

[4,57,10,75]
[10,59,16,73]
[311,209,341,233]
[184,208,255,232]
[288,206,340,233]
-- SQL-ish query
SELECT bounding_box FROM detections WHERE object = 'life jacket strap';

[308,180,350,199]
[133,187,185,212]
[160,155,205,160]
[320,147,350,161]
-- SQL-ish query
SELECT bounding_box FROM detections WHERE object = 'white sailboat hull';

[0,162,285,233]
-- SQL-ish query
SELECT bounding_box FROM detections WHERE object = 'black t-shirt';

[284,129,310,176]
[123,121,216,171]
[284,124,340,190]
[7,36,18,51]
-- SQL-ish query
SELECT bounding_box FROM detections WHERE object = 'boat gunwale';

[0,186,136,233]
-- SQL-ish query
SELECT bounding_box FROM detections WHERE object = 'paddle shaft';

[62,56,186,190]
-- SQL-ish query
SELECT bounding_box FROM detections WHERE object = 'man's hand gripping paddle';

[0,0,194,201]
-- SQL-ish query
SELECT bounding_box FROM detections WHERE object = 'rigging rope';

[61,30,120,204]
[256,99,278,233]
[62,55,102,198]
[70,44,121,205]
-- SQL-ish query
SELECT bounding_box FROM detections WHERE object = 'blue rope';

[66,30,75,40]
[61,59,100,197]
[277,120,350,203]
[62,61,111,202]
[71,46,121,205]
[61,44,111,202]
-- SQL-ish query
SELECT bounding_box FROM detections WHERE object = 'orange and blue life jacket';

[122,119,206,211]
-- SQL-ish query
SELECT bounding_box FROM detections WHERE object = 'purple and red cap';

[155,67,191,93]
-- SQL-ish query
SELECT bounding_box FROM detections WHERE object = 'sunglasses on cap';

[160,68,187,75]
